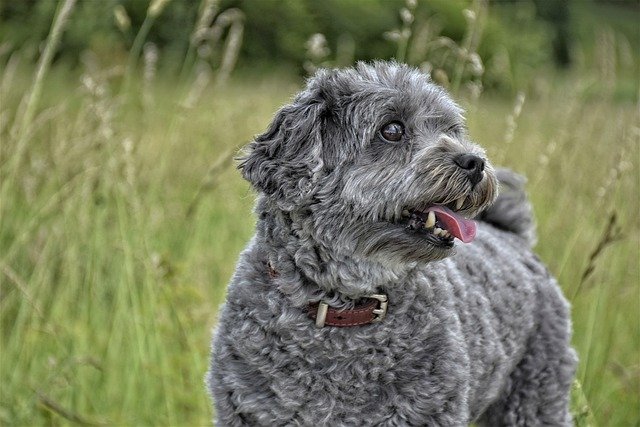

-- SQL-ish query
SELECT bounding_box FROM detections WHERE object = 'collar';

[308,294,388,328]
[268,262,388,328]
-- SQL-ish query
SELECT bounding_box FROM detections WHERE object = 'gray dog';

[207,62,577,426]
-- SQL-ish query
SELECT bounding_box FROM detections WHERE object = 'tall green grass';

[2,65,638,426]
[1,2,638,426]
[1,61,300,424]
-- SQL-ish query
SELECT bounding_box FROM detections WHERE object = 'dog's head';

[240,62,497,263]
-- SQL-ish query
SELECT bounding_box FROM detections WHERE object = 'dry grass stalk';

[181,7,245,100]
[499,91,526,164]
[186,149,236,218]
[36,390,107,426]
[451,0,487,92]
[571,379,597,427]
[182,63,212,109]
[1,262,44,318]
[178,0,219,82]
[143,42,159,109]
[212,8,244,86]
[0,51,21,99]
[124,0,171,95]
[304,33,331,75]
[113,4,131,33]
[191,0,220,47]
[8,0,76,176]
[384,0,418,63]
[573,211,623,299]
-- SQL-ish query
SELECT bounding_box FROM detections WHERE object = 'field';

[1,3,639,426]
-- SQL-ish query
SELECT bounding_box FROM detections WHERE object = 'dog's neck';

[256,199,418,308]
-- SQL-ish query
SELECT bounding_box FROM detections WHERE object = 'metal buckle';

[369,294,388,322]
[315,302,329,328]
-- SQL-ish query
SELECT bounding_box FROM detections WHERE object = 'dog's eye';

[380,122,404,142]
[446,124,464,136]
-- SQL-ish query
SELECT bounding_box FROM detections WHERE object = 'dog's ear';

[238,92,327,209]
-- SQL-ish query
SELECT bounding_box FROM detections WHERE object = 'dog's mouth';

[399,199,477,248]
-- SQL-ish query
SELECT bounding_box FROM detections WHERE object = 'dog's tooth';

[425,211,436,228]
[456,197,464,211]
[402,209,410,217]
[442,230,450,238]
[434,227,443,236]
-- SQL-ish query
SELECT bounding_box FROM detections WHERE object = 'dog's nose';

[454,154,485,186]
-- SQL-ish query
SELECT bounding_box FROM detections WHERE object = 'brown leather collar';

[308,295,388,328]
[267,262,388,328]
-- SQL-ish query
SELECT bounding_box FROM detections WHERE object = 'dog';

[207,62,577,426]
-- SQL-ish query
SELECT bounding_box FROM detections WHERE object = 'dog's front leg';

[385,325,472,426]
[206,304,276,427]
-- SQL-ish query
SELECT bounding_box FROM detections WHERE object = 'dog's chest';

[222,251,538,423]
[230,288,472,423]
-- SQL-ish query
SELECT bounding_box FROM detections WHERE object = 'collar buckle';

[369,294,388,323]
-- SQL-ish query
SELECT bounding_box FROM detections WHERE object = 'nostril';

[454,154,486,186]
[454,154,484,172]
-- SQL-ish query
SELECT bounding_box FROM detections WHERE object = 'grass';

[1,2,639,426]
[468,87,639,425]
[1,60,298,424]
[1,63,638,427]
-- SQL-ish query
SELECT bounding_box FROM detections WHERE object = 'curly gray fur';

[207,62,576,426]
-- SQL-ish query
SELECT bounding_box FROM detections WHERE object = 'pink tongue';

[428,205,477,243]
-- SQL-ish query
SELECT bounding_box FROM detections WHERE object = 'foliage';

[4,0,636,92]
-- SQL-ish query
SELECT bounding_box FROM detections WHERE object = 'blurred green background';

[0,0,638,425]
[2,0,639,93]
